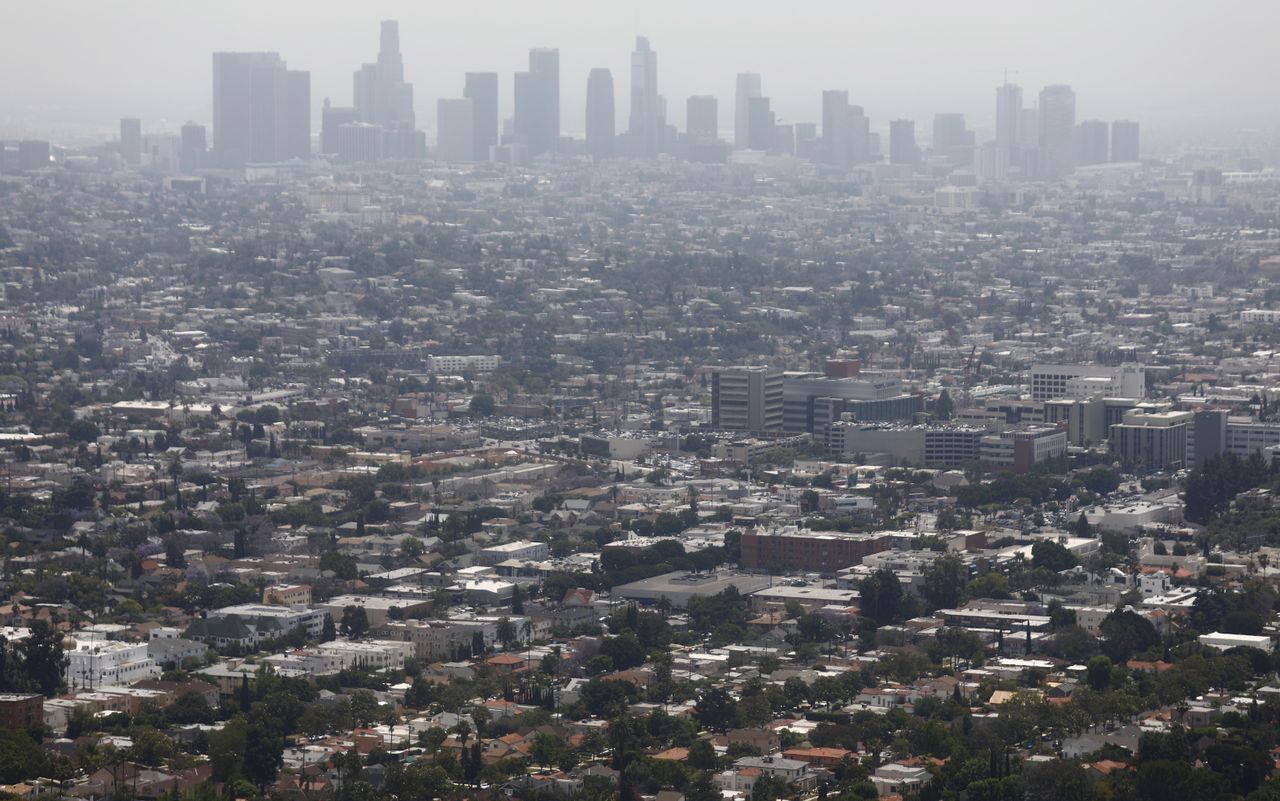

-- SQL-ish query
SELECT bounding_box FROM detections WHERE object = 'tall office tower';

[436,99,474,162]
[849,105,870,163]
[746,96,775,151]
[212,52,308,167]
[336,122,383,163]
[1038,84,1076,179]
[734,73,762,150]
[889,119,918,165]
[822,90,852,168]
[974,140,1009,183]
[1111,120,1140,162]
[321,100,358,155]
[120,118,142,165]
[628,36,661,157]
[464,72,499,161]
[932,113,974,165]
[1017,108,1040,150]
[775,124,796,156]
[585,68,615,159]
[513,71,532,146]
[686,95,718,142]
[514,48,560,156]
[353,20,415,131]
[285,70,310,160]
[711,366,784,432]
[179,121,206,173]
[1074,119,1109,166]
[995,83,1022,158]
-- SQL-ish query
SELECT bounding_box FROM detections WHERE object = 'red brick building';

[740,528,893,573]
[0,694,42,729]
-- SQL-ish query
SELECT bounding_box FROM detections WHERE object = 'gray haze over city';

[4,2,1280,801]
[3,0,1279,146]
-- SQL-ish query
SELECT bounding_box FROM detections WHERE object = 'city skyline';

[4,0,1278,146]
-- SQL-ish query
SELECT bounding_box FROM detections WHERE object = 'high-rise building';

[285,70,310,160]
[212,52,309,167]
[436,99,474,163]
[775,124,795,156]
[711,366,784,432]
[120,118,142,165]
[1038,84,1076,179]
[889,119,917,166]
[686,95,718,142]
[995,83,1022,160]
[179,121,206,173]
[746,96,775,152]
[15,140,50,171]
[849,105,870,164]
[628,36,661,157]
[1111,120,1140,163]
[1074,119,1108,166]
[336,122,384,164]
[321,100,358,155]
[974,140,1009,183]
[1109,410,1191,472]
[822,90,851,168]
[354,20,415,131]
[514,48,560,157]
[464,72,499,162]
[932,113,974,165]
[585,68,615,159]
[734,73,761,150]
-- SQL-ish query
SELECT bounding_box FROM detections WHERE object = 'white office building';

[1030,363,1145,402]
[65,637,161,690]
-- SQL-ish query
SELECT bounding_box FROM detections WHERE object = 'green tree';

[128,726,174,767]
[695,686,737,733]
[207,715,248,782]
[859,569,904,626]
[468,393,495,417]
[1099,609,1159,662]
[0,730,49,783]
[922,554,968,611]
[243,717,284,790]
[21,620,67,696]
[1031,540,1078,572]
[934,389,954,421]
[687,738,718,771]
[1086,655,1113,691]
[340,606,370,638]
[67,419,101,443]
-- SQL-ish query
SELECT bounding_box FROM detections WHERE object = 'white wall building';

[65,638,161,690]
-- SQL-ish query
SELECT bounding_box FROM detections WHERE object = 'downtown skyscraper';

[514,48,560,157]
[353,20,415,131]
[211,52,310,168]
[822,90,852,168]
[585,68,615,159]
[734,73,762,150]
[350,20,422,160]
[628,36,661,157]
[1038,84,1076,180]
[119,117,142,165]
[995,83,1022,162]
[464,72,499,162]
[1111,120,1140,163]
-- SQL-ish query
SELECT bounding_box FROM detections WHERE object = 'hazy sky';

[3,0,1277,144]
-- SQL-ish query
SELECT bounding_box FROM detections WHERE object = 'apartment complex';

[740,526,894,573]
